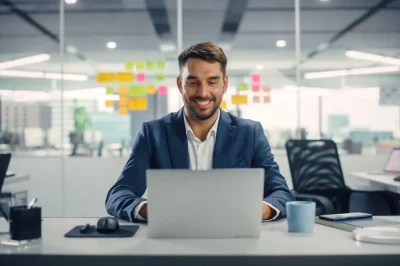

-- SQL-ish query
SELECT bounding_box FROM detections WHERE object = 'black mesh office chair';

[285,139,398,216]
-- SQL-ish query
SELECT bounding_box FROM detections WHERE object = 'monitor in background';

[384,148,400,173]
[0,153,12,193]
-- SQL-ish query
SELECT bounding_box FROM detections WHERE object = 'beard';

[183,95,221,121]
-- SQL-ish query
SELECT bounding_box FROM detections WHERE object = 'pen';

[80,223,91,233]
[27,198,38,209]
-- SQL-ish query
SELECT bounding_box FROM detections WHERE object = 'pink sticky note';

[158,85,167,95]
[252,84,260,92]
[251,74,260,83]
[137,73,146,82]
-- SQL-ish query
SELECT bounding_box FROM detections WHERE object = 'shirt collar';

[184,109,220,140]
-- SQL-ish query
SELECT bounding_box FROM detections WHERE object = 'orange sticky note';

[97,72,115,83]
[105,100,114,107]
[264,95,271,103]
[263,85,271,92]
[253,95,260,103]
[116,72,133,82]
[118,86,127,95]
[119,106,128,115]
[128,98,148,110]
[119,96,128,106]
[147,84,156,94]
[220,100,227,110]
[231,95,248,105]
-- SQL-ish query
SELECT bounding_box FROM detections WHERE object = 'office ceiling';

[0,0,399,90]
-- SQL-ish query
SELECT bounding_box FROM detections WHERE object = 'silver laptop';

[146,169,264,239]
[382,148,400,175]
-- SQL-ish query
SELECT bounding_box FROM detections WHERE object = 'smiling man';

[105,42,295,222]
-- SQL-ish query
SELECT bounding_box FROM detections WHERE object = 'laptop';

[381,148,400,175]
[146,169,264,239]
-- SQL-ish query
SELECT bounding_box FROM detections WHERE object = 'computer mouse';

[96,217,119,234]
[394,176,400,182]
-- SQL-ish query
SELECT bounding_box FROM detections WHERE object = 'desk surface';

[1,217,400,266]
[3,174,30,186]
[350,172,400,194]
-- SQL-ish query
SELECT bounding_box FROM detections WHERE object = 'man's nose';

[197,83,208,98]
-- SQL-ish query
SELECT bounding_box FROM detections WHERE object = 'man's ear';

[223,75,229,94]
[177,76,183,94]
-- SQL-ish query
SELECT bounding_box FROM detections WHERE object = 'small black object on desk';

[9,206,41,241]
[393,176,400,182]
[96,217,119,234]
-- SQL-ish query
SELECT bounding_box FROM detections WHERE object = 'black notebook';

[64,225,139,238]
[315,217,399,232]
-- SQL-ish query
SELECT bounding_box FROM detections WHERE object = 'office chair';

[285,139,398,216]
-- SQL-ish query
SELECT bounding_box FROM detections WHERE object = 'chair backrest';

[285,139,346,193]
[0,153,11,193]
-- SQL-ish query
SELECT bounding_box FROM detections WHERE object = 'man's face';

[177,58,228,121]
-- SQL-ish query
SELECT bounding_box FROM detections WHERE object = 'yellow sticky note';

[147,84,156,95]
[128,85,147,97]
[125,61,133,71]
[146,61,154,70]
[128,98,148,110]
[118,86,127,95]
[119,96,128,106]
[119,106,128,115]
[106,87,114,95]
[231,95,248,105]
[105,100,114,107]
[220,100,227,110]
[116,72,133,83]
[97,72,115,83]
[156,61,165,70]
[136,61,145,70]
[155,73,164,81]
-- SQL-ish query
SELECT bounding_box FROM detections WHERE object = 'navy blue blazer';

[105,108,295,222]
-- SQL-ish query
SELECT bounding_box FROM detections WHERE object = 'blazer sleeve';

[105,122,150,222]
[251,122,295,219]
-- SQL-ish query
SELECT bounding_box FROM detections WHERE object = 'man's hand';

[262,203,276,220]
[138,203,148,220]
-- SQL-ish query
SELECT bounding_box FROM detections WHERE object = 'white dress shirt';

[134,110,280,221]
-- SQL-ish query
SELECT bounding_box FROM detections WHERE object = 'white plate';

[353,226,400,245]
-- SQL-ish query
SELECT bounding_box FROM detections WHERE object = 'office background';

[0,0,399,217]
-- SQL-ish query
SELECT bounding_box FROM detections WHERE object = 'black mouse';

[96,217,119,234]
[394,176,400,182]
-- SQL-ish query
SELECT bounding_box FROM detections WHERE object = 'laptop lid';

[146,169,264,239]
[383,148,400,173]
[0,153,12,193]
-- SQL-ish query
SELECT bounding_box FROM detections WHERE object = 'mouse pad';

[64,225,139,238]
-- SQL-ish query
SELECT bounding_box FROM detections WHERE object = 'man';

[105,42,295,222]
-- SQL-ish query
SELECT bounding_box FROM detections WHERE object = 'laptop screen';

[384,148,400,173]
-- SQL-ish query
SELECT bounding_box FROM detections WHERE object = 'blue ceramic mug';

[286,201,316,233]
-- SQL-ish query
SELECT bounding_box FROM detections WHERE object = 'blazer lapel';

[213,110,236,169]
[166,108,190,169]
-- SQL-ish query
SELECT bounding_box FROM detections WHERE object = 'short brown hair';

[178,42,228,76]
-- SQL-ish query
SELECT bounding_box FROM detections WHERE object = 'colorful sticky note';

[128,85,147,97]
[137,73,146,82]
[125,61,133,71]
[220,100,227,110]
[119,96,128,106]
[253,95,260,103]
[119,106,128,115]
[147,84,156,95]
[105,100,114,107]
[251,74,261,83]
[128,98,148,110]
[118,86,127,95]
[156,61,165,70]
[146,61,154,70]
[116,72,133,83]
[231,95,248,105]
[264,95,271,103]
[136,61,145,70]
[155,73,164,81]
[263,85,270,92]
[97,72,115,83]
[106,87,114,95]
[239,83,248,91]
[158,85,168,95]
[252,84,260,92]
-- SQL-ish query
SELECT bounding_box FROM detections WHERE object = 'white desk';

[0,217,399,266]
[3,174,30,186]
[349,172,400,194]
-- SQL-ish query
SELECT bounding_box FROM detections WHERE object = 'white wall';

[3,154,389,218]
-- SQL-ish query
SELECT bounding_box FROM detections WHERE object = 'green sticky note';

[146,61,154,70]
[125,61,133,71]
[239,83,248,91]
[136,61,145,70]
[156,61,165,70]
[155,73,164,81]
[106,87,114,95]
[128,85,147,97]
